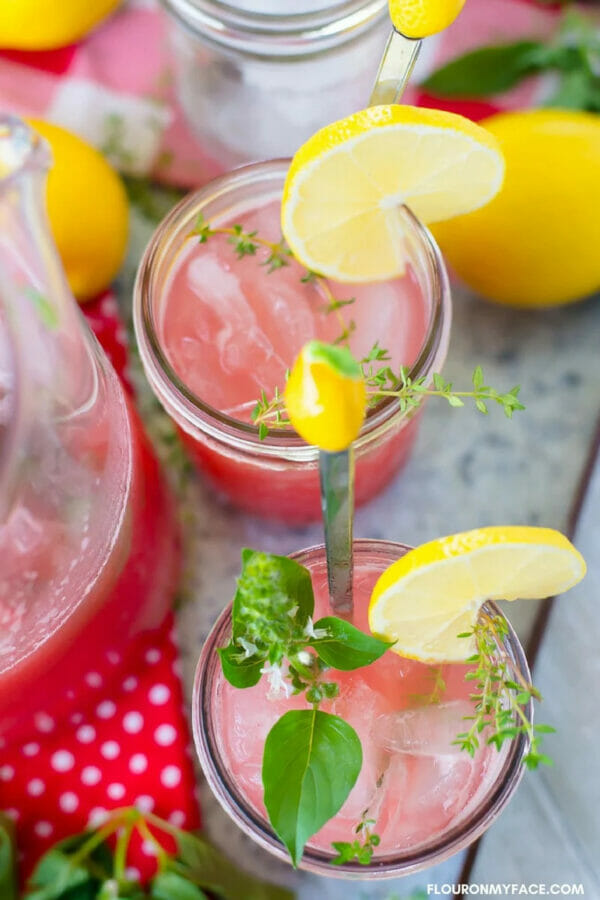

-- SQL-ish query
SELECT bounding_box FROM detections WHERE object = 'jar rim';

[161,0,388,57]
[134,159,451,461]
[192,538,532,879]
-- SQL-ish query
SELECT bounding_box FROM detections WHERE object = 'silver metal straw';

[369,29,422,105]
[319,448,355,615]
[319,24,422,615]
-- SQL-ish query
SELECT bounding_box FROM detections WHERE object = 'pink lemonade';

[0,388,180,745]
[195,542,523,875]
[136,161,451,523]
[0,116,179,745]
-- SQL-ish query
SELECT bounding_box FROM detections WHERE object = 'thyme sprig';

[454,612,555,770]
[331,813,381,866]
[188,217,524,438]
[251,348,524,437]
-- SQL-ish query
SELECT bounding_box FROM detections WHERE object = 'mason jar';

[134,159,452,523]
[162,0,389,178]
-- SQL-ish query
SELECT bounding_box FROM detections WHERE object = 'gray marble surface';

[470,433,600,896]
[119,201,600,899]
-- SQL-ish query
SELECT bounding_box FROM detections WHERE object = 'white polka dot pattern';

[1,613,199,882]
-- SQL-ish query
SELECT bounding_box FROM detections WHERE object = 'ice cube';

[373,700,474,757]
[376,750,480,851]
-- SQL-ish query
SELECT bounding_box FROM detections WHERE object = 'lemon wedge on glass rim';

[281,104,504,283]
[368,526,586,663]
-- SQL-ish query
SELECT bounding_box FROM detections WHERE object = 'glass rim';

[134,159,452,461]
[0,115,50,193]
[161,0,388,57]
[192,538,532,879]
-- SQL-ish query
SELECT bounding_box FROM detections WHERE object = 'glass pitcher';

[0,116,179,745]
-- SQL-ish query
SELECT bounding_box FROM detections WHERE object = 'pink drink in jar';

[135,161,451,523]
[0,117,179,744]
[193,541,530,877]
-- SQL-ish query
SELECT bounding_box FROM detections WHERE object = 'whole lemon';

[30,120,129,302]
[432,109,600,308]
[0,0,121,50]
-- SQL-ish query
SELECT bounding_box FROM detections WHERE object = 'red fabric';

[415,91,502,122]
[0,295,200,883]
[83,290,133,393]
[0,45,78,75]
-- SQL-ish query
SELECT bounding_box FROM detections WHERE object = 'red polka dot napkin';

[0,294,200,882]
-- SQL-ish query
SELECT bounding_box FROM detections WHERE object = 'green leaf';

[25,834,112,900]
[310,617,392,670]
[151,872,208,900]
[304,341,361,379]
[171,831,293,900]
[545,67,600,111]
[262,709,362,866]
[98,881,145,900]
[0,814,17,900]
[218,644,264,688]
[422,41,545,98]
[233,550,314,637]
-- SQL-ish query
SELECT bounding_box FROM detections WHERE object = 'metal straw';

[369,29,422,105]
[319,23,422,615]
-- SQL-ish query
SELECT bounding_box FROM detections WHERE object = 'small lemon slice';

[284,341,366,452]
[389,0,466,38]
[282,105,504,283]
[368,526,586,663]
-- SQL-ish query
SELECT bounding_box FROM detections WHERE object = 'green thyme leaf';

[0,814,17,900]
[310,617,393,670]
[422,41,544,97]
[262,709,362,867]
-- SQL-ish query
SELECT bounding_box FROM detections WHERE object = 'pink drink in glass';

[135,161,451,523]
[194,542,528,876]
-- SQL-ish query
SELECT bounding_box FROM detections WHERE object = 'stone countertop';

[118,201,600,899]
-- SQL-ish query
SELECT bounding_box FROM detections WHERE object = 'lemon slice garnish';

[282,104,504,283]
[368,526,586,663]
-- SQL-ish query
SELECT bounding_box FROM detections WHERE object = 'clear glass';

[162,0,389,178]
[134,160,451,523]
[0,117,179,745]
[193,540,531,878]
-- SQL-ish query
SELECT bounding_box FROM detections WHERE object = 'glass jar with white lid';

[162,0,389,178]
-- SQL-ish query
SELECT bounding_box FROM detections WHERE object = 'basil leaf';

[25,833,112,899]
[233,550,314,636]
[171,831,293,900]
[546,68,600,111]
[262,709,362,866]
[97,881,145,900]
[422,41,545,97]
[218,644,264,688]
[0,814,17,900]
[310,617,393,670]
[151,872,208,899]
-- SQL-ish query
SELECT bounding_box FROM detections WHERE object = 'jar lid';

[162,0,389,57]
